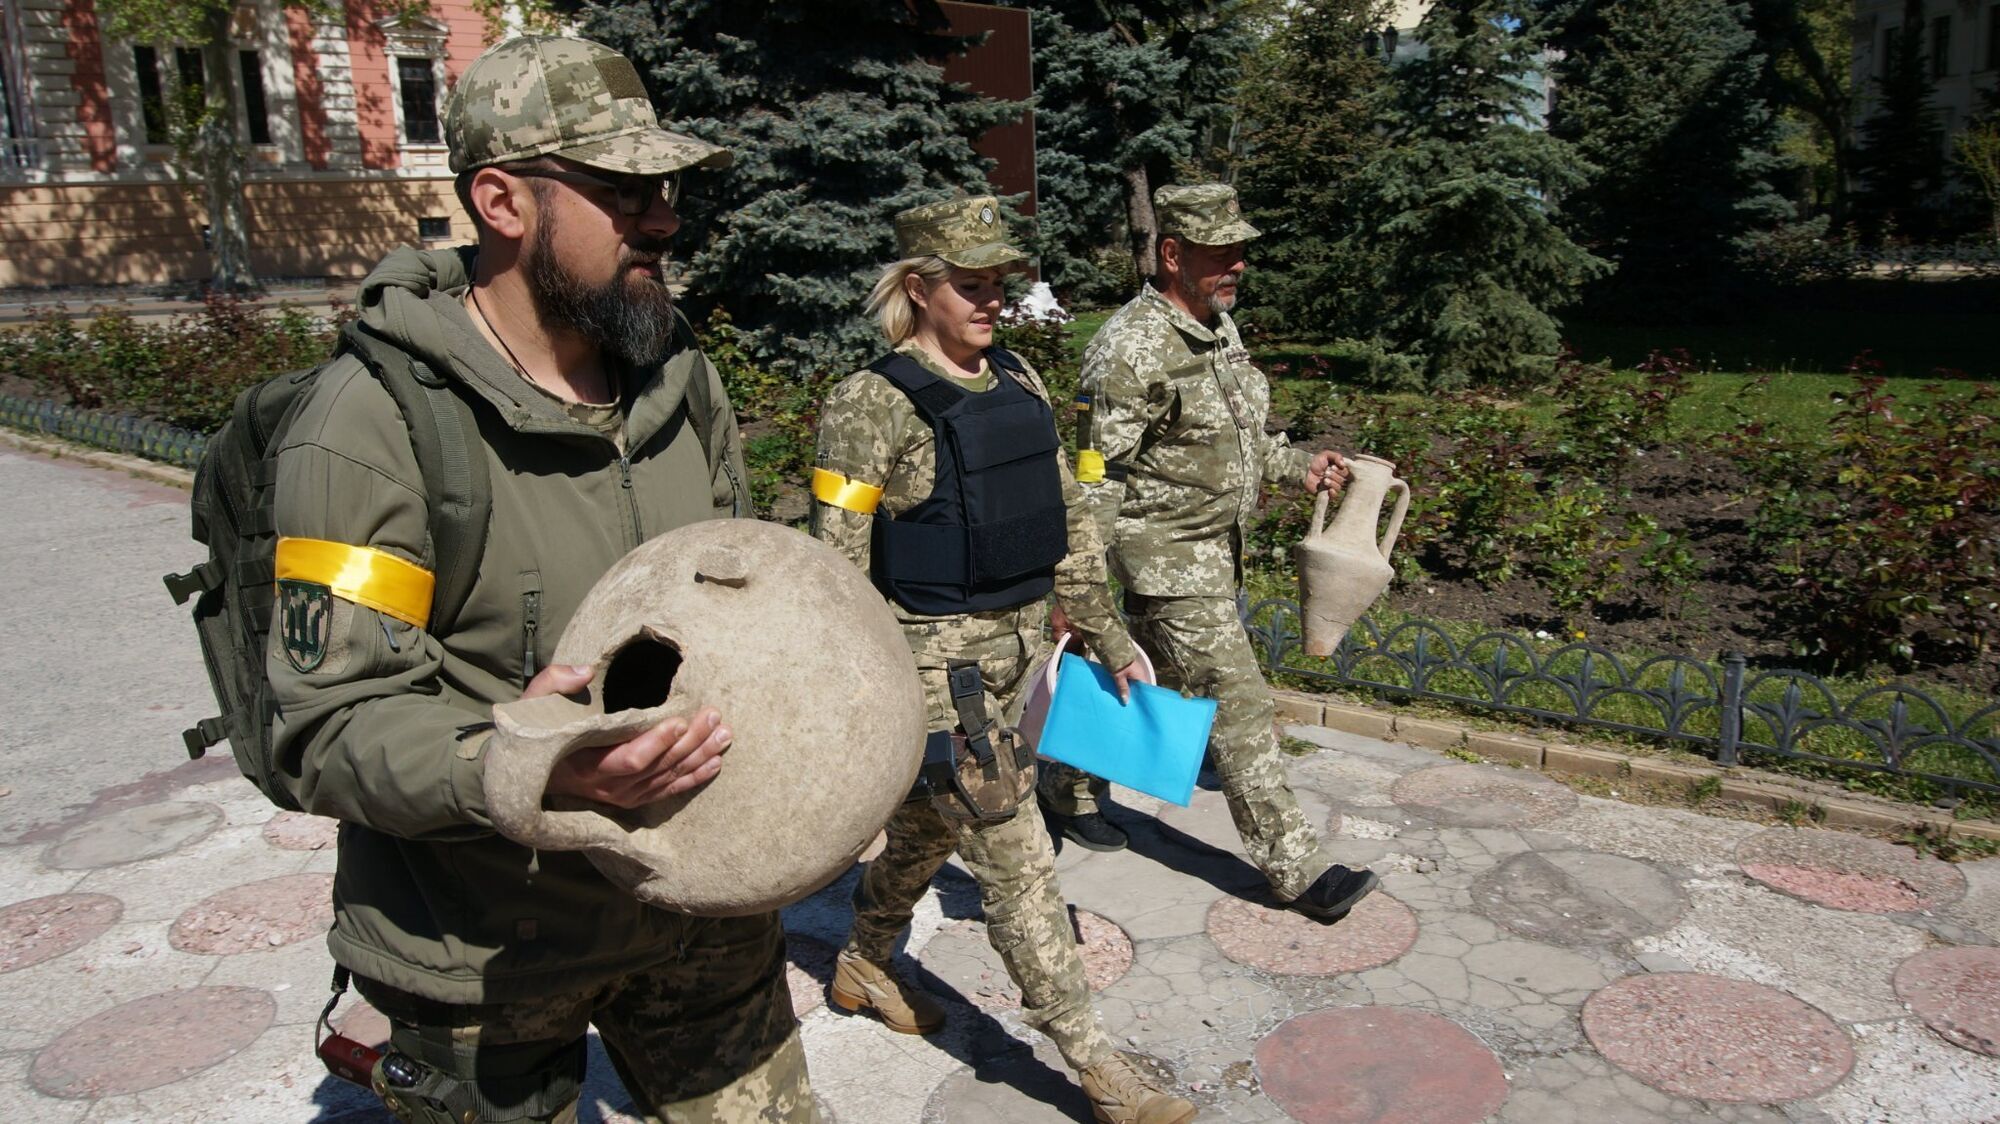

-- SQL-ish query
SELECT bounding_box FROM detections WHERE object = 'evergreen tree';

[1000,1,1253,296]
[1850,0,1947,242]
[580,0,1020,374]
[1232,0,1393,335]
[1749,0,1856,224]
[1546,0,1790,317]
[1344,0,1606,388]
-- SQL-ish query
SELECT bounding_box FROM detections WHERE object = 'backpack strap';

[341,321,491,636]
[672,311,715,467]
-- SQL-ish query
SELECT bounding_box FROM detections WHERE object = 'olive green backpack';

[163,321,492,810]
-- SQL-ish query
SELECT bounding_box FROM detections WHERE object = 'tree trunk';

[199,16,256,293]
[1124,164,1156,280]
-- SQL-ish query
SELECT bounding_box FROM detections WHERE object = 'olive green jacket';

[268,244,746,1003]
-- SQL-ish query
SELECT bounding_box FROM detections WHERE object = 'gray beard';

[1174,270,1237,319]
[527,212,677,371]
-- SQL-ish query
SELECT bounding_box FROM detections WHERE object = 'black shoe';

[1052,810,1129,852]
[1290,865,1379,923]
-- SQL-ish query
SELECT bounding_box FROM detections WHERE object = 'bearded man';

[266,37,817,1122]
[1041,183,1381,926]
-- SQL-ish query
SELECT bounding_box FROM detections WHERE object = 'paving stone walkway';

[5,445,2000,1123]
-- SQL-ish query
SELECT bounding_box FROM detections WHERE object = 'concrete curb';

[1275,688,2000,845]
[0,427,195,490]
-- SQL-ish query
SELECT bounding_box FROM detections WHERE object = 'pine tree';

[1232,0,1393,336]
[1345,0,1607,388]
[1546,0,1791,317]
[999,1,1253,297]
[580,1,1020,374]
[1850,0,1948,242]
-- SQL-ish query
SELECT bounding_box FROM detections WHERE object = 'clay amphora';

[1294,454,1409,657]
[485,519,926,916]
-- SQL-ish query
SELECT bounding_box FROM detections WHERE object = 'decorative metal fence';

[6,392,1995,799]
[0,394,208,470]
[1243,597,2000,798]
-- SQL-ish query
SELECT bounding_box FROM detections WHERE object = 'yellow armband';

[811,468,885,514]
[1075,449,1107,484]
[274,537,435,628]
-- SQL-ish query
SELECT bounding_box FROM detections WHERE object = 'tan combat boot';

[828,951,946,1035]
[1080,1051,1198,1124]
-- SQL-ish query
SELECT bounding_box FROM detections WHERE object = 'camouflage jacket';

[1076,284,1311,596]
[270,245,747,1003]
[811,344,1138,684]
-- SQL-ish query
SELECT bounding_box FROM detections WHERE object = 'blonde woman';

[807,195,1196,1124]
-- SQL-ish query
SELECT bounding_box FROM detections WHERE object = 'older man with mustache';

[1042,183,1381,925]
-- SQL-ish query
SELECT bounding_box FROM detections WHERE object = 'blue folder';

[1035,653,1216,807]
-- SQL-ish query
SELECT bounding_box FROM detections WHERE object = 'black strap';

[162,558,223,605]
[1102,460,1132,482]
[671,310,737,514]
[343,322,491,636]
[868,352,964,424]
[945,659,995,765]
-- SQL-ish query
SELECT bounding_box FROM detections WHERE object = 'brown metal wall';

[936,2,1036,217]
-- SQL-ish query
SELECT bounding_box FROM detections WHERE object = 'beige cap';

[894,195,1030,269]
[444,36,733,176]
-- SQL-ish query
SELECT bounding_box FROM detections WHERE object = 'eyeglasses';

[507,165,683,216]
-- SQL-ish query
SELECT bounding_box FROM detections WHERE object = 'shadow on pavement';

[1045,800,1269,905]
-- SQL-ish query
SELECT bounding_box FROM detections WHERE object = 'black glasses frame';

[507,165,682,216]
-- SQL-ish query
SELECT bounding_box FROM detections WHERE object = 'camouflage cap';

[1154,183,1261,246]
[894,195,1029,270]
[444,36,732,176]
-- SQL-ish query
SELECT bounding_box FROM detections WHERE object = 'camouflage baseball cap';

[1154,183,1261,245]
[444,36,732,176]
[894,195,1029,270]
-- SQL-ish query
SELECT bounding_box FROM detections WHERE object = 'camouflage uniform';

[811,199,1135,1070]
[275,37,812,1122]
[1060,184,1332,903]
[359,915,808,1123]
[813,340,1129,1070]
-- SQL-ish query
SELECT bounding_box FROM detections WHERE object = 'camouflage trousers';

[845,791,1116,1071]
[1043,592,1329,902]
[356,911,814,1123]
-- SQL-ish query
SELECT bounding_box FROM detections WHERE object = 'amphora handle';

[1379,477,1410,562]
[1305,470,1410,562]
[1308,488,1332,538]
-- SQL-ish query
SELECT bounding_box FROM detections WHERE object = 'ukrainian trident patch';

[278,579,332,673]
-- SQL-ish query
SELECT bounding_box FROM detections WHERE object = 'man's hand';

[522,664,731,808]
[1305,449,1350,496]
[1049,602,1073,640]
[1108,659,1154,705]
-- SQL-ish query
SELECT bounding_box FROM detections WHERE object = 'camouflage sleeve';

[1248,364,1312,486]
[809,371,902,572]
[1259,419,1313,489]
[1074,339,1165,551]
[1051,451,1138,671]
[1007,359,1136,671]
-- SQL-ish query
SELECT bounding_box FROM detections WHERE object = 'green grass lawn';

[1561,305,2000,381]
[1057,288,1996,443]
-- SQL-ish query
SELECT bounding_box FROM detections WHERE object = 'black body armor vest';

[868,349,1071,615]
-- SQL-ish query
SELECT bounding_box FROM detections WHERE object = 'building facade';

[0,0,1033,292]
[1851,0,2000,143]
[0,0,498,289]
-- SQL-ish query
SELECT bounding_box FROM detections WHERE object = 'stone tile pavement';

[5,445,2000,1123]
